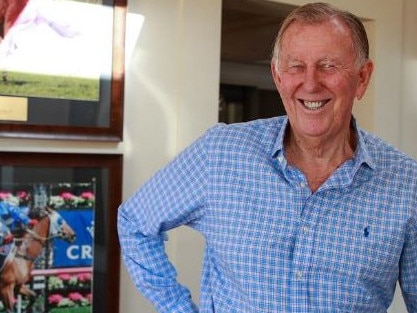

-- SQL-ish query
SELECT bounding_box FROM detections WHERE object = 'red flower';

[58,273,72,281]
[77,272,92,282]
[81,191,94,200]
[48,294,64,305]
[16,191,29,200]
[85,293,93,302]
[61,192,75,200]
[0,192,11,200]
[68,292,84,302]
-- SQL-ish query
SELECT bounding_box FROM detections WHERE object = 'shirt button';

[302,226,309,234]
[295,270,304,280]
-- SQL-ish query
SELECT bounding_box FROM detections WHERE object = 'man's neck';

[284,126,356,191]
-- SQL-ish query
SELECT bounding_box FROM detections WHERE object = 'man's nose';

[303,67,321,92]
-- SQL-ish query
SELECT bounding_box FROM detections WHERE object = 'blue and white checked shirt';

[118,116,417,313]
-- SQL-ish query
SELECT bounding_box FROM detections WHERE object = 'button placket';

[292,195,317,284]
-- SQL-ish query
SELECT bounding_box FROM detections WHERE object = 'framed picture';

[0,152,122,313]
[0,0,127,141]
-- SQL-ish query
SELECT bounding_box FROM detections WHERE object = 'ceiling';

[221,0,297,65]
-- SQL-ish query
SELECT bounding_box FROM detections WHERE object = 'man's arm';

[117,129,212,312]
[399,213,417,313]
[118,212,199,313]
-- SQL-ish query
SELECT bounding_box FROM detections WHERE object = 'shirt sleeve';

[117,128,211,313]
[399,211,417,312]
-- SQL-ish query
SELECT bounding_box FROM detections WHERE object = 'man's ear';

[356,60,374,100]
[271,61,282,92]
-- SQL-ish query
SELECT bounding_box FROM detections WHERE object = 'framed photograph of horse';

[0,152,122,313]
[0,0,127,141]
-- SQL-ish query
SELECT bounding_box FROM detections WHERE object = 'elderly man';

[118,3,417,312]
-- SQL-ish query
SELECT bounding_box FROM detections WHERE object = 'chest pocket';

[309,269,388,312]
[309,219,403,312]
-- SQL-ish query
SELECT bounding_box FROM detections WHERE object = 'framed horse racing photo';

[0,0,127,141]
[0,152,122,313]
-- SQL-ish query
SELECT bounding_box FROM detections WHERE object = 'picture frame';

[0,152,122,313]
[0,0,127,141]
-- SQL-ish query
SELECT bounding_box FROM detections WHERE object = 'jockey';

[0,201,38,242]
[0,221,12,247]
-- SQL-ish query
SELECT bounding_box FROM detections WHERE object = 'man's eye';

[286,64,304,73]
[320,63,336,70]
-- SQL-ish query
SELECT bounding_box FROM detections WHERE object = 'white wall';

[119,0,221,312]
[401,0,417,159]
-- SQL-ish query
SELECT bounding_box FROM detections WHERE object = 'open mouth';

[300,99,330,110]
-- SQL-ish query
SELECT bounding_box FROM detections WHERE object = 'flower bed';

[47,273,92,309]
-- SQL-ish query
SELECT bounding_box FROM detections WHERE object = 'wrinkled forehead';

[279,19,355,60]
[281,17,353,44]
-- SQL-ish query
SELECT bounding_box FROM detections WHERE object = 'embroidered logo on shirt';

[363,226,370,237]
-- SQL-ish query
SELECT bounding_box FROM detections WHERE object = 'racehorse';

[0,207,76,312]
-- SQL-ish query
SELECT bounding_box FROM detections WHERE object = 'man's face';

[271,19,373,141]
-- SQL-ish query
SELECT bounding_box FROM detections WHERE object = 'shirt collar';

[351,118,376,170]
[271,116,288,159]
[271,116,375,170]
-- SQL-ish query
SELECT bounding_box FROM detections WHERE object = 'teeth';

[303,101,325,110]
